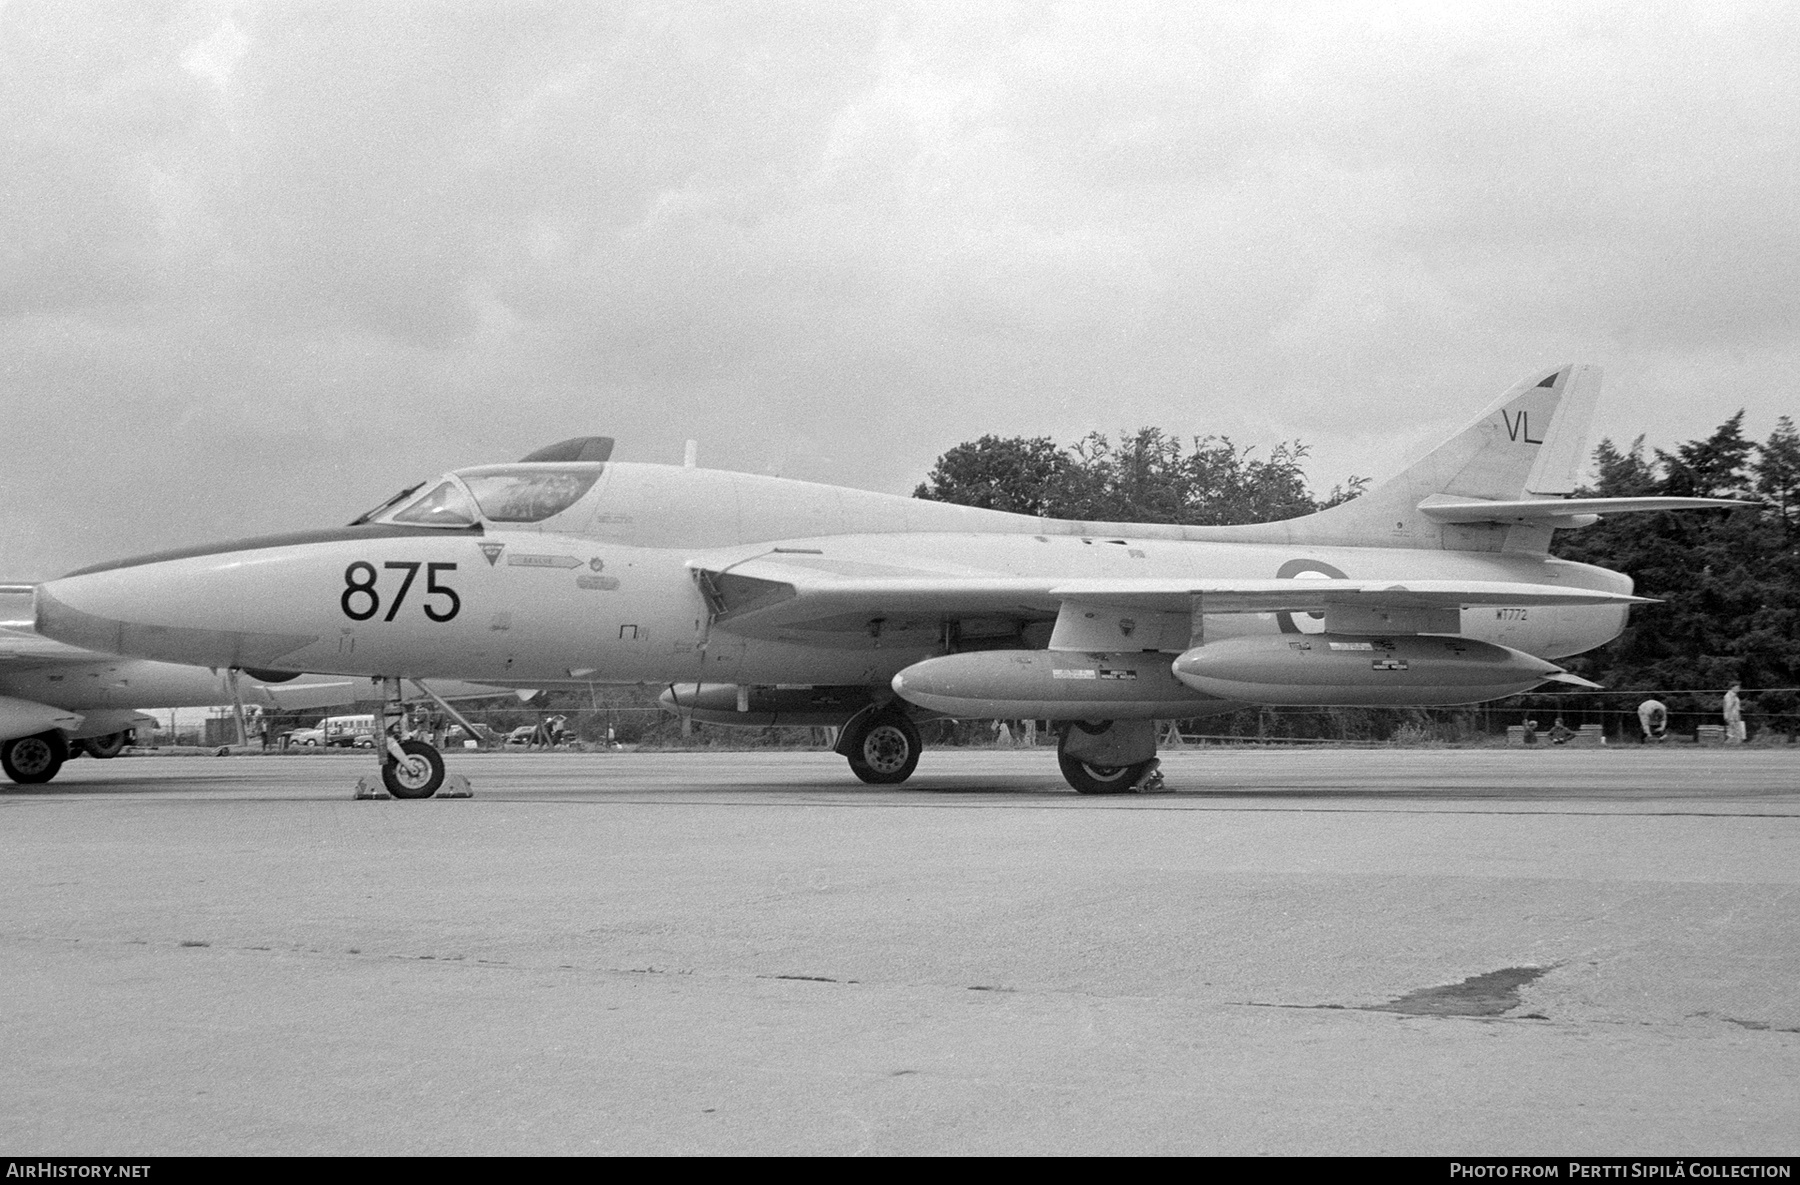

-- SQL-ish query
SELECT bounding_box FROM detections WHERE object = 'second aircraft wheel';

[1056,747,1150,795]
[845,713,922,785]
[79,732,128,759]
[382,739,446,799]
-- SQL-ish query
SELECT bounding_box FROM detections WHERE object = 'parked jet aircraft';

[2,591,510,785]
[31,366,1745,796]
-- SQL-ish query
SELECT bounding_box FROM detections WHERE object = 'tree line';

[913,429,1370,523]
[1549,412,1798,739]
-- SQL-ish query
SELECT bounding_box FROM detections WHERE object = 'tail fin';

[1249,364,1601,552]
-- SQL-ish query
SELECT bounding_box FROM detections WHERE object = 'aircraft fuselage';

[34,461,1632,692]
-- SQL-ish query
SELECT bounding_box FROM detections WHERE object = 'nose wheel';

[383,738,446,799]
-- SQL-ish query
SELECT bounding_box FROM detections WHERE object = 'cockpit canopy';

[353,464,603,528]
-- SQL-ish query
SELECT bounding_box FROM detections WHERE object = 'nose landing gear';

[354,677,459,799]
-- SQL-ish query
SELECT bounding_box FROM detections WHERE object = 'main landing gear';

[1056,720,1165,795]
[2,730,67,785]
[827,709,1169,794]
[838,706,922,785]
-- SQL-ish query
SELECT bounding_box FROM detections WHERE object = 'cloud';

[3,0,1798,579]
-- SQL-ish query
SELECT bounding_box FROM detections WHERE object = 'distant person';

[1548,717,1575,745]
[1521,718,1539,745]
[1723,683,1746,744]
[1637,699,1668,743]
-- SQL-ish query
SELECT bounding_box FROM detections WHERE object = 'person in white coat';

[1723,684,1746,744]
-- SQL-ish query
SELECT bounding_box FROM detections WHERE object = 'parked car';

[323,714,377,748]
[505,725,538,746]
[287,727,325,747]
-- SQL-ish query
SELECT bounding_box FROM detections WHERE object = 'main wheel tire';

[1056,746,1148,795]
[382,739,446,799]
[3,731,68,786]
[79,732,128,759]
[845,713,922,785]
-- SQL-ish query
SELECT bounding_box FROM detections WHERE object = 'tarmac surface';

[2,745,1796,1156]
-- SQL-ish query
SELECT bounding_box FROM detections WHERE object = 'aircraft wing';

[689,557,1648,639]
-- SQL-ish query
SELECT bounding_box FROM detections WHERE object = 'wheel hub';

[862,725,911,774]
[390,756,433,791]
[11,739,54,776]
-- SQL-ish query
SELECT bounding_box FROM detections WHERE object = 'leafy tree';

[912,435,1080,517]
[916,428,1363,526]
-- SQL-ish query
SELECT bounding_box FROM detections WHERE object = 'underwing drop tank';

[892,650,1230,720]
[1170,634,1584,706]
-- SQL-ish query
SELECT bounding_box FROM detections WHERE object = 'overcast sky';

[3,0,1797,579]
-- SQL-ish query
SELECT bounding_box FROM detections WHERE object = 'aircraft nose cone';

[36,566,319,669]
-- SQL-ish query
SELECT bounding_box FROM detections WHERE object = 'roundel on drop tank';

[1275,558,1347,635]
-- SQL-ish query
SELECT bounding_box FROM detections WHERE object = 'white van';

[323,714,378,748]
